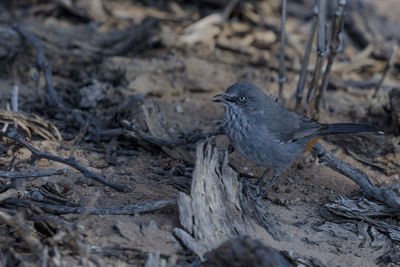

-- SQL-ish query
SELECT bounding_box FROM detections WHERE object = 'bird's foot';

[242,179,263,200]
[246,182,266,200]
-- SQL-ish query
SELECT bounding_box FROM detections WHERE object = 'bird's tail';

[319,123,384,136]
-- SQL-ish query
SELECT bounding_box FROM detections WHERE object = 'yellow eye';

[239,96,246,102]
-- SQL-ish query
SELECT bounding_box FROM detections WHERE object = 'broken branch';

[311,142,400,212]
[0,128,128,192]
[0,168,68,179]
[4,198,176,215]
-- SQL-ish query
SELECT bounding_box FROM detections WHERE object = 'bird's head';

[213,82,268,113]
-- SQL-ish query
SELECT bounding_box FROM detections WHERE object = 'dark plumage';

[213,82,382,191]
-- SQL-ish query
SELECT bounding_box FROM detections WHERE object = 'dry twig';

[122,119,222,148]
[13,25,63,109]
[295,3,318,110]
[4,198,176,215]
[13,24,93,132]
[278,0,287,101]
[174,141,284,259]
[0,168,68,179]
[0,189,20,202]
[11,85,19,112]
[307,0,327,117]
[311,143,400,212]
[315,0,346,116]
[323,196,400,241]
[0,128,127,192]
[373,44,398,98]
[0,110,62,141]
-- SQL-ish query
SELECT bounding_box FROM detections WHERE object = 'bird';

[213,81,383,196]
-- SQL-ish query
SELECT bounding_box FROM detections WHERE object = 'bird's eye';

[239,96,246,102]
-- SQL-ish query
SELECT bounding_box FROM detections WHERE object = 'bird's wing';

[253,102,324,143]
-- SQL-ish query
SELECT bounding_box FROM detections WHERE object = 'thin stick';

[295,3,318,110]
[307,0,327,117]
[315,0,346,116]
[316,0,326,54]
[0,129,128,192]
[311,143,400,212]
[13,25,90,129]
[278,0,287,101]
[5,198,177,215]
[373,44,397,98]
[0,189,19,202]
[11,85,19,112]
[122,120,223,148]
[13,25,63,109]
[0,169,68,179]
[222,0,239,22]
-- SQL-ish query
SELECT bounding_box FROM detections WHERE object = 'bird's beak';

[212,93,234,103]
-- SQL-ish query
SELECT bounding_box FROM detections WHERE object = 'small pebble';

[175,105,184,113]
[288,175,299,183]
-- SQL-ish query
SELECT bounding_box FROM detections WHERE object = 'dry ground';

[0,0,399,266]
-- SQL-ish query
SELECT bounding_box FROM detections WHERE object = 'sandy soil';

[0,0,399,266]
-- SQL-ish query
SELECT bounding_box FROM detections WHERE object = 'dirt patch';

[0,0,399,266]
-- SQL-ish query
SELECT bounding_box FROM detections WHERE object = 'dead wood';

[0,110,62,141]
[321,195,400,242]
[13,25,63,110]
[295,4,318,110]
[278,0,287,101]
[0,188,20,202]
[311,142,400,212]
[11,85,18,112]
[12,24,96,134]
[378,247,400,265]
[315,0,346,116]
[0,168,68,179]
[142,101,193,160]
[345,149,393,174]
[4,198,176,215]
[373,44,397,98]
[0,211,42,253]
[173,141,284,259]
[0,128,127,192]
[307,0,328,118]
[121,102,222,155]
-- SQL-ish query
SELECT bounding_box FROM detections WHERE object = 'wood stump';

[173,141,283,259]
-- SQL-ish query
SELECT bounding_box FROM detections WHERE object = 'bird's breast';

[225,107,251,142]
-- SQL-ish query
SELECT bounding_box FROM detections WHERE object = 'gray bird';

[213,82,382,194]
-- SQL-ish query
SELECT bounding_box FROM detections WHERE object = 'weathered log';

[173,141,284,259]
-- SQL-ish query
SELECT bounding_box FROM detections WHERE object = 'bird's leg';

[247,169,277,200]
[247,169,272,199]
[257,173,280,199]
[256,169,270,186]
[265,173,280,189]
[227,144,235,154]
[242,177,260,200]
